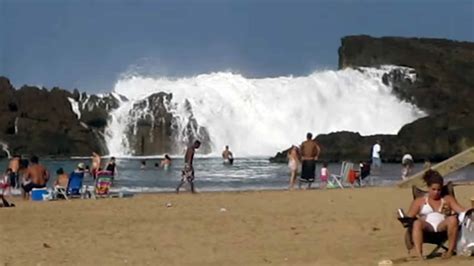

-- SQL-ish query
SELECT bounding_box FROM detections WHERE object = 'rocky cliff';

[124,92,211,155]
[339,35,474,115]
[272,36,474,163]
[0,76,211,158]
[0,77,108,157]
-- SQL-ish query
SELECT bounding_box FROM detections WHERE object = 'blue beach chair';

[67,171,84,196]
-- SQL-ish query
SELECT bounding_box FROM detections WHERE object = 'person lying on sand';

[406,170,467,259]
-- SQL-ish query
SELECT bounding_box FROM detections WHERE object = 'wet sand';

[1,186,474,265]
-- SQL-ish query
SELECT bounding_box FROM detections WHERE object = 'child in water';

[320,162,329,189]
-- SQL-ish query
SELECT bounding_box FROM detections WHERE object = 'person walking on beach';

[176,140,201,194]
[8,155,20,189]
[222,145,234,164]
[21,155,49,200]
[371,140,382,173]
[299,133,320,188]
[287,145,300,190]
[401,153,414,180]
[91,152,101,180]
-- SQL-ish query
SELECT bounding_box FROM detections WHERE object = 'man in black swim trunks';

[299,132,320,189]
[21,155,49,200]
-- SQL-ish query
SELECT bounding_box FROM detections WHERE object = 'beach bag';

[457,209,474,256]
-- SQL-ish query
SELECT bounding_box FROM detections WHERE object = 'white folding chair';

[328,161,353,189]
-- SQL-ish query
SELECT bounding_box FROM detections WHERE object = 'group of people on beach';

[285,135,423,190]
[0,153,118,200]
[287,132,321,190]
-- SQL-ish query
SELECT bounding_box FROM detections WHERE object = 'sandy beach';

[1,186,474,266]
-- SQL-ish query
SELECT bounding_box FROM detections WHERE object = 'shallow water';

[1,157,473,194]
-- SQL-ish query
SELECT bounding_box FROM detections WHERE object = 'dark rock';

[0,76,107,157]
[77,93,122,130]
[272,36,474,163]
[126,93,211,155]
[339,35,474,115]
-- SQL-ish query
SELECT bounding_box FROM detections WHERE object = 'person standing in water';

[222,145,234,164]
[91,152,101,180]
[371,140,382,173]
[287,146,300,190]
[299,132,320,188]
[176,140,201,194]
[401,153,414,180]
[106,157,118,180]
[160,154,172,170]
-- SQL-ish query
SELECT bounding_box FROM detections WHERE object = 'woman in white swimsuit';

[407,170,466,259]
[287,146,300,190]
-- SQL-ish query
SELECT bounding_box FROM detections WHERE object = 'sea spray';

[105,66,424,156]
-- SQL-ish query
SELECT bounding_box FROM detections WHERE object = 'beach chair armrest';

[398,217,416,228]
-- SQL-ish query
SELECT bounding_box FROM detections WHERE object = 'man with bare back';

[176,140,201,194]
[299,132,320,187]
[21,155,49,200]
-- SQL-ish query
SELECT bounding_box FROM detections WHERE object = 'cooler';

[31,188,48,201]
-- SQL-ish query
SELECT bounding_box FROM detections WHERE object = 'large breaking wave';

[105,66,424,156]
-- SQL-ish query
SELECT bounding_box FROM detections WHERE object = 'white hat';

[77,162,85,169]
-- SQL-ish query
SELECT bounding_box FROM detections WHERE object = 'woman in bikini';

[406,170,466,259]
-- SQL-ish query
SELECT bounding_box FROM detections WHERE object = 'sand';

[1,186,474,266]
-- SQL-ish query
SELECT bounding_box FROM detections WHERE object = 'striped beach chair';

[95,170,113,197]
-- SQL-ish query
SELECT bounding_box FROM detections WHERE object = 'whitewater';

[106,66,424,156]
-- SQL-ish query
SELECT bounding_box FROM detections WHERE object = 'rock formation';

[0,77,106,157]
[272,36,474,163]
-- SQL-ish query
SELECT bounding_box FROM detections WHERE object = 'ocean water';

[1,157,473,194]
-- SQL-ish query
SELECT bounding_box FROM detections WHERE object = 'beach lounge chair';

[328,161,354,189]
[397,182,455,258]
[95,170,113,197]
[67,171,85,197]
[53,186,68,200]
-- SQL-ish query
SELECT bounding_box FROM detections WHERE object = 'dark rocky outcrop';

[0,76,211,158]
[77,92,123,130]
[272,36,474,163]
[0,77,107,157]
[339,35,474,115]
[126,93,211,155]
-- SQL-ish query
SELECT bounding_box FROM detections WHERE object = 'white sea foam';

[106,66,425,156]
[67,97,81,119]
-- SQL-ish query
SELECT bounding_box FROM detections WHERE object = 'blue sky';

[1,0,473,92]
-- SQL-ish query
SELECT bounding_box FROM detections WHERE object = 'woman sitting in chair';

[407,170,466,259]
